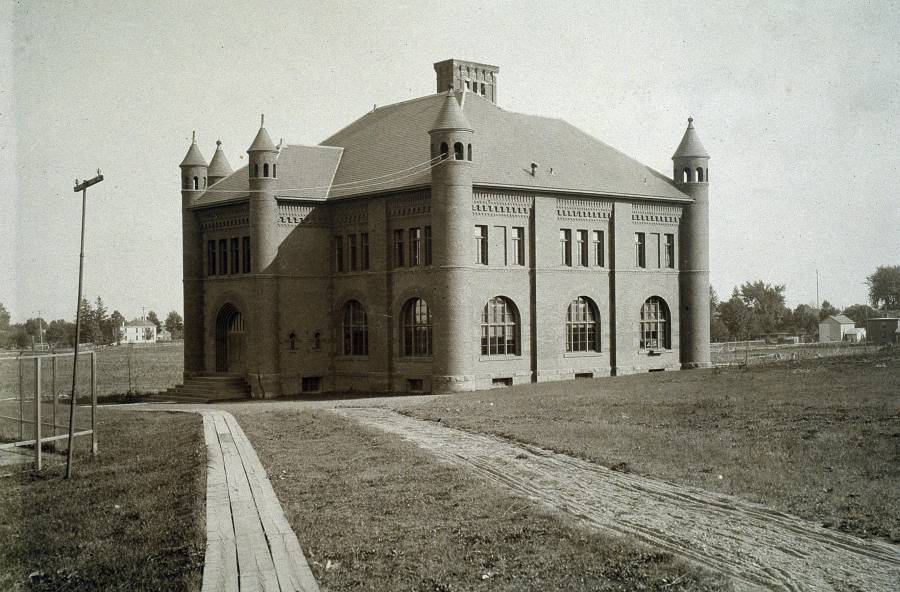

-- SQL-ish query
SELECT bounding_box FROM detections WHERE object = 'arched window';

[682,168,690,183]
[440,142,449,160]
[342,300,368,356]
[401,298,432,356]
[254,164,259,177]
[203,176,207,188]
[263,163,269,177]
[481,297,519,356]
[453,142,464,160]
[705,168,709,181]
[696,167,704,182]
[273,164,277,177]
[640,297,670,350]
[566,297,600,352]
[467,143,472,161]
[193,176,199,190]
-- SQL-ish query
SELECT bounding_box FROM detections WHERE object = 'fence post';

[91,350,97,459]
[52,356,58,439]
[34,357,42,471]
[18,357,24,440]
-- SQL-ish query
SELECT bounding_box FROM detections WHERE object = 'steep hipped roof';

[180,133,207,167]
[192,91,691,206]
[191,144,342,208]
[207,141,233,178]
[322,91,689,200]
[672,117,710,159]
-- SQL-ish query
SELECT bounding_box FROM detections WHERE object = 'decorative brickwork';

[473,190,533,218]
[631,203,682,225]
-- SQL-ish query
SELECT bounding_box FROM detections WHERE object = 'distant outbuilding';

[818,315,856,343]
[866,317,900,346]
[122,318,157,343]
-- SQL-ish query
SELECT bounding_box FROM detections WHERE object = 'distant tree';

[4,324,28,349]
[718,289,752,340]
[94,297,109,344]
[77,298,100,344]
[0,302,9,331]
[785,304,819,337]
[709,286,730,342]
[738,280,788,336]
[867,265,900,309]
[109,310,125,344]
[819,300,839,321]
[23,317,48,347]
[147,310,161,332]
[46,319,75,347]
[842,304,877,327]
[165,311,184,339]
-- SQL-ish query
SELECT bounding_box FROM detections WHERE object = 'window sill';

[398,356,434,362]
[479,354,523,361]
[640,349,672,357]
[337,355,370,361]
[563,351,604,358]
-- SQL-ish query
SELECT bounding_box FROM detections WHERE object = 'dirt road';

[335,407,900,592]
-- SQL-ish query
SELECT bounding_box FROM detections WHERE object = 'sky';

[2,0,898,323]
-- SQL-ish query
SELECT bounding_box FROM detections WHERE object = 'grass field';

[0,410,205,591]
[0,342,184,400]
[235,407,730,591]
[402,350,900,542]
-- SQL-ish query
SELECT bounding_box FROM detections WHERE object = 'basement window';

[302,377,322,392]
[407,379,425,392]
[492,377,513,387]
[575,372,594,379]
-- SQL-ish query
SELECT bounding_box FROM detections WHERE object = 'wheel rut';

[334,407,900,592]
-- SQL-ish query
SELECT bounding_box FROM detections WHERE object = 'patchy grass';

[402,350,900,542]
[0,410,206,591]
[236,408,729,592]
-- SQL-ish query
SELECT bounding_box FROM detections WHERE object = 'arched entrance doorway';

[215,304,245,373]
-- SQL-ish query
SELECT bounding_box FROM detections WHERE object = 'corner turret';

[207,140,233,186]
[179,131,208,192]
[674,117,712,369]
[248,115,278,181]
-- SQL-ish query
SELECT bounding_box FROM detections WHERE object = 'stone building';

[179,59,712,397]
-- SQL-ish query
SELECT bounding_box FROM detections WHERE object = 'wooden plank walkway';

[200,410,319,592]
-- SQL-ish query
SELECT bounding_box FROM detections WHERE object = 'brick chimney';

[434,59,499,104]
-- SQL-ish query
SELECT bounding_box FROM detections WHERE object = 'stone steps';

[151,375,251,404]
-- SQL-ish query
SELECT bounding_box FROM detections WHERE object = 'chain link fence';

[710,340,872,367]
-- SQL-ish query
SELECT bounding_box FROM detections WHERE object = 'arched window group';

[342,300,368,356]
[401,298,432,357]
[566,297,600,352]
[681,167,708,183]
[453,142,464,160]
[640,296,670,350]
[481,297,519,356]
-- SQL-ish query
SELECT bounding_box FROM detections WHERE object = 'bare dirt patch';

[337,407,900,592]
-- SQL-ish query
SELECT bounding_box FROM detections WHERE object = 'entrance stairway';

[152,375,251,404]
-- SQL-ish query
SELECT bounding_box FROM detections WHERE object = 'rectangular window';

[424,226,432,265]
[335,236,344,272]
[593,230,605,267]
[207,240,216,276]
[635,232,646,268]
[492,226,507,266]
[652,233,661,268]
[242,237,251,273]
[348,234,358,271]
[219,239,228,275]
[393,229,405,267]
[231,238,239,274]
[512,227,525,266]
[301,377,322,392]
[560,229,572,266]
[665,234,675,269]
[576,229,588,267]
[360,233,369,270]
[409,227,422,266]
[475,225,488,264]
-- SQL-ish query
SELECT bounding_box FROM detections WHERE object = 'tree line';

[711,265,900,342]
[0,298,184,350]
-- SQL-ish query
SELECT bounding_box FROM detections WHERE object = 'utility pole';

[816,269,820,310]
[66,170,103,479]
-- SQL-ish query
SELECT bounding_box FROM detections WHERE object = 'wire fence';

[710,340,873,367]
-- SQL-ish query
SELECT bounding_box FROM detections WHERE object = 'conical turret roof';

[248,115,277,152]
[430,90,473,132]
[207,140,233,178]
[672,117,709,159]
[179,132,208,167]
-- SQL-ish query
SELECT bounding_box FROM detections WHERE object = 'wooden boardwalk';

[200,410,319,592]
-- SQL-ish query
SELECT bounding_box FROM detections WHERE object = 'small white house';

[121,318,157,343]
[818,315,856,343]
